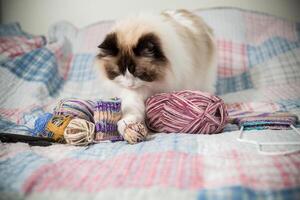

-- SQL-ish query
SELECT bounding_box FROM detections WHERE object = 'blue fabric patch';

[216,72,253,95]
[0,116,18,132]
[68,133,200,160]
[197,186,300,200]
[68,54,96,81]
[247,37,300,68]
[0,48,64,96]
[277,99,300,111]
[0,152,49,192]
[0,22,32,38]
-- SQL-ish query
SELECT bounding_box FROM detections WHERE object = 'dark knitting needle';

[0,132,55,146]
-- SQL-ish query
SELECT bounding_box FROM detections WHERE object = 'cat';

[95,9,217,136]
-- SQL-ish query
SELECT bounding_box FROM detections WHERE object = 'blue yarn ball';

[33,113,53,136]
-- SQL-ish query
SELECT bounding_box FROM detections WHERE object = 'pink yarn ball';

[145,90,228,134]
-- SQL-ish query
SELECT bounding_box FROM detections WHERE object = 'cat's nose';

[125,80,134,88]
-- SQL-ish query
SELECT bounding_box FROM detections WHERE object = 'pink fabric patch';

[244,13,298,44]
[217,39,248,78]
[22,151,300,195]
[0,36,45,58]
[22,151,203,194]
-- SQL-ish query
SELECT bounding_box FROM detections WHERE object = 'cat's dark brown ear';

[98,32,119,57]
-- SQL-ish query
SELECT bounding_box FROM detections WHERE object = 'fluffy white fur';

[96,10,217,136]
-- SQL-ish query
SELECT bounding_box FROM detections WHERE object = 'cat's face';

[97,28,169,89]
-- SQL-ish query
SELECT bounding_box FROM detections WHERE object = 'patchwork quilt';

[1,8,300,200]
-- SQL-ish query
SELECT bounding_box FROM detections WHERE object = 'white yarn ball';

[64,118,95,146]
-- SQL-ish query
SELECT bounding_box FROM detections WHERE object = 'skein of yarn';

[64,118,95,146]
[146,90,228,134]
[54,99,95,122]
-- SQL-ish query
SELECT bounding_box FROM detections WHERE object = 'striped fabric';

[1,8,300,200]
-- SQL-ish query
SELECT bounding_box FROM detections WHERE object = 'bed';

[1,8,300,200]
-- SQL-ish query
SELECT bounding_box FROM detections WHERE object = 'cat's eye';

[142,42,155,54]
[134,41,156,57]
[133,33,166,61]
[145,42,154,51]
[106,69,120,79]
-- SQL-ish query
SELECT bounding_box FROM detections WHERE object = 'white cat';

[95,9,217,136]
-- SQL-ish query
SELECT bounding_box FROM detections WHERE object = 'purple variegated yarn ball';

[146,90,228,134]
[54,98,95,122]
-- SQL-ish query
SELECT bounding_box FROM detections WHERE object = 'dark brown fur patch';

[117,51,136,75]
[133,33,167,62]
[97,33,119,57]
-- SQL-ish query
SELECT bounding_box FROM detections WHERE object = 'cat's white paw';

[117,115,140,136]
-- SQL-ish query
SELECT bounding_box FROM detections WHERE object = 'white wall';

[1,0,300,35]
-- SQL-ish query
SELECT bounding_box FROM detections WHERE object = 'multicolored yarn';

[146,90,228,134]
[234,112,298,130]
[93,98,122,141]
[64,118,95,146]
[37,115,72,141]
[32,97,149,145]
[54,99,95,122]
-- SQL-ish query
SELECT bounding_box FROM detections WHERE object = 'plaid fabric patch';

[216,72,253,95]
[264,85,300,102]
[0,48,64,96]
[227,102,282,115]
[250,48,300,88]
[0,106,39,125]
[244,12,298,44]
[0,116,18,132]
[247,37,300,68]
[0,36,46,59]
[19,148,300,193]
[197,186,300,200]
[217,39,248,77]
[278,99,300,110]
[68,54,96,81]
[0,106,47,134]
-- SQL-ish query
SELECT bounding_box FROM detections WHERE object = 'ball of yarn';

[64,118,95,146]
[146,90,228,134]
[33,113,53,136]
[46,115,72,141]
[54,99,94,122]
[123,122,148,144]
